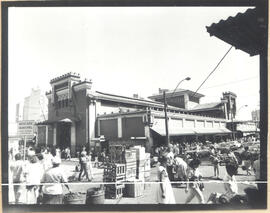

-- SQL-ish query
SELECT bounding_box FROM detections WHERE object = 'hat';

[52,156,61,165]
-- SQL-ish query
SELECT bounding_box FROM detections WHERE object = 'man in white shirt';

[166,148,175,181]
[174,156,188,182]
[39,157,71,204]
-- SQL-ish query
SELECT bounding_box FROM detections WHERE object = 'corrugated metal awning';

[150,122,231,136]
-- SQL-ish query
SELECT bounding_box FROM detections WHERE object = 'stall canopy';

[151,123,231,136]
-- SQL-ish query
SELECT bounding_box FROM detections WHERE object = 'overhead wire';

[192,45,233,97]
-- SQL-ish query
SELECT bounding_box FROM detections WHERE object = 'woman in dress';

[156,157,176,204]
[185,159,205,204]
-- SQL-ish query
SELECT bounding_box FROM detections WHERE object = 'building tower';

[222,91,237,120]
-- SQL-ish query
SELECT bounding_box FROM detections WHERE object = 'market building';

[37,72,233,155]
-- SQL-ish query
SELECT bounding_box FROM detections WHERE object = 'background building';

[22,88,48,122]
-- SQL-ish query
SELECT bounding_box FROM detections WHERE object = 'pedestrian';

[185,159,205,204]
[65,147,71,160]
[208,160,239,204]
[43,147,54,171]
[156,157,176,204]
[210,148,220,179]
[85,153,94,181]
[174,155,188,184]
[39,157,71,204]
[241,147,252,175]
[25,156,42,204]
[10,153,26,204]
[55,146,61,159]
[78,150,91,181]
[166,147,175,181]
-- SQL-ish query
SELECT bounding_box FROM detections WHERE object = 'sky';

[8,6,260,123]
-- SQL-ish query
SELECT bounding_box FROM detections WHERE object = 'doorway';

[57,122,71,150]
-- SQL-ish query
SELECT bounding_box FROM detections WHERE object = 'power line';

[200,76,259,90]
[192,45,233,97]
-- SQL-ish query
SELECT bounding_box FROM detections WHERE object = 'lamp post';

[163,77,191,146]
[232,104,248,140]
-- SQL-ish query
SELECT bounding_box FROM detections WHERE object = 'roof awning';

[151,127,196,136]
[151,122,231,136]
[194,128,231,135]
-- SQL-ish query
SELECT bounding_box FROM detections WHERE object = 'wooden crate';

[124,180,144,198]
[126,166,136,180]
[104,163,126,178]
[105,186,124,199]
[103,175,125,183]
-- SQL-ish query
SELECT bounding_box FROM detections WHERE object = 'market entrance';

[57,122,71,150]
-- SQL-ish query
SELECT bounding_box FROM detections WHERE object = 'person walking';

[78,148,91,182]
[185,159,205,204]
[43,147,54,171]
[65,147,71,160]
[25,156,43,204]
[166,147,175,181]
[10,153,26,204]
[156,157,176,204]
[241,146,252,175]
[210,148,220,179]
[39,157,71,204]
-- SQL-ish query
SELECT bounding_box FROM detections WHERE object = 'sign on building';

[17,120,35,136]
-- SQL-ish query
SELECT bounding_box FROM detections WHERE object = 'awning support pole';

[163,91,170,146]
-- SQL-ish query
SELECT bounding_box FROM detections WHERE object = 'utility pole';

[163,91,170,146]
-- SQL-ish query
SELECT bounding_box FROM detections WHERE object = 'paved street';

[9,159,256,204]
[10,161,254,204]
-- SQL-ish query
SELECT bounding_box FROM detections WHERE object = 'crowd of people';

[154,141,260,205]
[9,138,260,205]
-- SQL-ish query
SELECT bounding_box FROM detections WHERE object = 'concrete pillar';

[117,117,122,138]
[89,101,96,140]
[53,123,57,146]
[71,121,76,155]
[97,119,101,137]
[204,120,207,128]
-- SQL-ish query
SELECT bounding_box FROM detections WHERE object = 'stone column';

[53,123,57,146]
[71,121,76,156]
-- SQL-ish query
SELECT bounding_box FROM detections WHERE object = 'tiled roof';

[190,102,222,111]
[206,8,267,56]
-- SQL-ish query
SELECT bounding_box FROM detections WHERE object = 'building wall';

[23,88,47,121]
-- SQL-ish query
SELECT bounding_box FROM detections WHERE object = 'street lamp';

[232,104,248,140]
[163,77,191,146]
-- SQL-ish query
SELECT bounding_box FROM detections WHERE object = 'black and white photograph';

[2,0,268,212]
